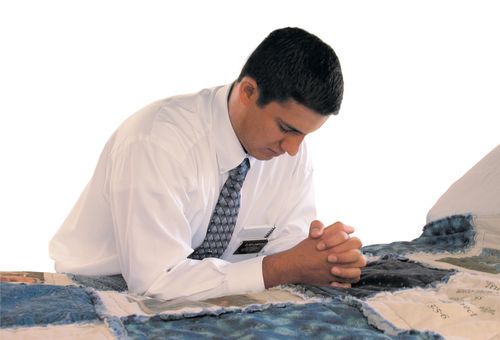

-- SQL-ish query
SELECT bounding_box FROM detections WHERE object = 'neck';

[227,81,247,154]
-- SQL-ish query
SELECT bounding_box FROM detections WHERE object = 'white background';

[1,1,498,272]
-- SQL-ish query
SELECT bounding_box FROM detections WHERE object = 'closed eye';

[277,119,303,135]
[278,123,293,133]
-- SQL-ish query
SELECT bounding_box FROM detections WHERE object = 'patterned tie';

[189,158,251,260]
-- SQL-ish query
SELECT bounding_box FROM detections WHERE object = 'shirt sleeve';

[107,137,264,301]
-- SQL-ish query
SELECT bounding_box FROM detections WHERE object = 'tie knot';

[229,158,250,182]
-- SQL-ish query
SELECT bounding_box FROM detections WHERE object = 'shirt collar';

[213,84,249,174]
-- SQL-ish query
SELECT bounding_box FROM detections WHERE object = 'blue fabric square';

[362,214,475,256]
[119,302,441,339]
[0,283,98,327]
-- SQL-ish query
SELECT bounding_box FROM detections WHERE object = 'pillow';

[427,144,500,223]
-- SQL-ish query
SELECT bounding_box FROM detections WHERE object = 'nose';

[280,134,305,156]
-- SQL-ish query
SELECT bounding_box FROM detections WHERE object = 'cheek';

[254,126,273,146]
[252,120,271,142]
[248,110,281,146]
[264,124,283,143]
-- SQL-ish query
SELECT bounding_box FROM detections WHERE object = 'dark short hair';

[237,27,344,115]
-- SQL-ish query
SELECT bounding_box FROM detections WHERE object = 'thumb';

[309,220,325,239]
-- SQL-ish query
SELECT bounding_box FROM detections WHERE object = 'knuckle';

[326,234,344,247]
[333,221,345,230]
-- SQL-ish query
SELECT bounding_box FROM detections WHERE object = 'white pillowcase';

[427,144,500,223]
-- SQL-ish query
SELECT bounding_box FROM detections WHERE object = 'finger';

[330,266,361,283]
[327,221,355,235]
[316,230,349,250]
[327,249,366,265]
[330,281,352,289]
[315,222,355,250]
[329,256,367,270]
[328,237,363,253]
[309,220,325,239]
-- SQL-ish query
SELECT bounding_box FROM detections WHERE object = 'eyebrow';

[278,119,304,135]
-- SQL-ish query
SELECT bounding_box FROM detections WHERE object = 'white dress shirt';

[49,84,316,301]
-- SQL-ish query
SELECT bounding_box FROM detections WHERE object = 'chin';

[254,150,279,161]
[247,150,271,161]
[252,154,272,161]
[260,155,274,161]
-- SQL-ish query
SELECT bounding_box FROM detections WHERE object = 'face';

[235,98,329,161]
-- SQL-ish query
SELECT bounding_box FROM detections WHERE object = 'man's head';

[229,27,343,160]
[237,27,343,116]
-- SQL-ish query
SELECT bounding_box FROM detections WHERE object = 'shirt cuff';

[223,256,265,295]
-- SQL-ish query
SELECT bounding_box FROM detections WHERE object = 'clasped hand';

[311,220,366,287]
[262,220,367,289]
[294,220,367,288]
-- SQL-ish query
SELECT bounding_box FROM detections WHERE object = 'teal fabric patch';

[437,248,500,274]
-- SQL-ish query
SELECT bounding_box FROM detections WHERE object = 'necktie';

[189,158,250,260]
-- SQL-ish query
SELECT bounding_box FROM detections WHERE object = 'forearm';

[144,257,265,300]
[262,238,329,288]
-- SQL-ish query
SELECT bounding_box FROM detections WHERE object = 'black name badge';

[233,239,268,255]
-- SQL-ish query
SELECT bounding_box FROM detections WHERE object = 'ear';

[238,76,259,107]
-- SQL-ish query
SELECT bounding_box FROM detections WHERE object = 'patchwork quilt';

[1,214,499,339]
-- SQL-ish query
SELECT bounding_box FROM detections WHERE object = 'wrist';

[262,251,297,288]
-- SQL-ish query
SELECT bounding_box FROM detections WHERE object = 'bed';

[2,145,499,339]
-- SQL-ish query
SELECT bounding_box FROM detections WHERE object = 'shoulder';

[109,87,221,160]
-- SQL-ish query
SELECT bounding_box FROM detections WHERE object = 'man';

[49,27,366,301]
